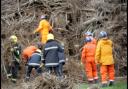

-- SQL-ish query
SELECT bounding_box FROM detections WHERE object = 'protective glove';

[10,48,14,51]
[80,61,84,67]
[33,30,36,34]
[40,63,44,68]
[25,63,28,66]
[80,59,85,65]
[15,58,20,63]
[80,62,83,65]
[66,58,68,61]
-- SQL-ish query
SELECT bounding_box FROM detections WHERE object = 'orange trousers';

[84,61,98,81]
[100,64,115,84]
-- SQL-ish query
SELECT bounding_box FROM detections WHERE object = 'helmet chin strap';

[102,37,108,39]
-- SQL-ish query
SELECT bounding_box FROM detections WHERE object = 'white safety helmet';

[85,37,92,42]
[47,33,54,40]
[99,31,107,38]
[85,31,93,36]
[40,15,46,19]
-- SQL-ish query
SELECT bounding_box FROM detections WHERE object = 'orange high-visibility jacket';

[22,46,37,62]
[34,19,52,44]
[95,38,114,65]
[81,42,96,64]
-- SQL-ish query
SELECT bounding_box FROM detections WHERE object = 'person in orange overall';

[81,37,98,84]
[22,45,39,81]
[22,45,38,63]
[33,15,53,44]
[84,31,96,44]
[95,31,115,87]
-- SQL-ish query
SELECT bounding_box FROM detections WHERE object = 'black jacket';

[58,46,65,64]
[43,40,63,67]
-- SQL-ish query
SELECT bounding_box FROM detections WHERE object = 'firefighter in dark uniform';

[43,33,63,78]
[7,35,21,83]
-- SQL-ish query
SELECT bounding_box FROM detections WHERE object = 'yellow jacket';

[95,38,114,65]
[34,19,52,43]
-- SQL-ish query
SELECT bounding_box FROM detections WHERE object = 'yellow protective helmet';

[47,33,54,40]
[9,35,18,43]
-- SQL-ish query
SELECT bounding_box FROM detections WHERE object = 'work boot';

[88,80,94,84]
[94,79,99,84]
[101,83,107,87]
[109,81,114,86]
[25,77,30,82]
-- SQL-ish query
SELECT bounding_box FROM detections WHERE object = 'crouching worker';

[22,45,38,63]
[58,43,65,78]
[7,35,21,83]
[81,37,98,84]
[25,49,44,81]
[43,33,63,78]
[22,45,38,81]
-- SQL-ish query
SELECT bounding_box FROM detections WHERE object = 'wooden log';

[83,17,105,25]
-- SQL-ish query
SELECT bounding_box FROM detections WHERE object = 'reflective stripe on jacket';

[58,47,65,63]
[43,40,63,67]
[28,52,42,66]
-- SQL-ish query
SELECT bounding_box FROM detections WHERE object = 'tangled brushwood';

[1,0,127,88]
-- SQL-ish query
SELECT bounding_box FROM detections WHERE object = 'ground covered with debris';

[1,0,127,89]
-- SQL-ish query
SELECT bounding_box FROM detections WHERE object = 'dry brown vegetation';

[1,0,127,88]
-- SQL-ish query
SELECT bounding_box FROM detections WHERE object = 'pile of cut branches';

[1,0,127,85]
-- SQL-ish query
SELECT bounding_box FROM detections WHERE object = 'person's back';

[22,46,37,62]
[43,33,63,77]
[96,38,114,65]
[25,49,43,81]
[95,31,115,87]
[40,20,51,31]
[28,49,42,66]
[81,37,98,84]
[44,40,62,67]
[34,15,52,44]
[83,42,96,62]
